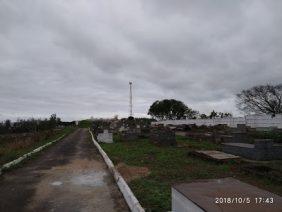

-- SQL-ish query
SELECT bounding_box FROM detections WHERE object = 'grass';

[78,120,93,128]
[101,135,282,211]
[0,127,75,166]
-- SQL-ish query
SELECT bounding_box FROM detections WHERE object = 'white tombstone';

[119,126,125,132]
[97,130,113,143]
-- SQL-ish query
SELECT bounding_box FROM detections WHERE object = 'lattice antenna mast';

[129,82,133,117]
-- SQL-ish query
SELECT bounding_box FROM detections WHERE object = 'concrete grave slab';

[172,178,282,212]
[193,150,240,162]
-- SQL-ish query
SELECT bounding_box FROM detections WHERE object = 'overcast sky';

[0,0,282,121]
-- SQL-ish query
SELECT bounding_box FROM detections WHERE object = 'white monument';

[97,130,113,143]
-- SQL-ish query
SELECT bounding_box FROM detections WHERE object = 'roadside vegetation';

[0,114,62,134]
[0,127,75,166]
[101,135,282,211]
[78,119,93,128]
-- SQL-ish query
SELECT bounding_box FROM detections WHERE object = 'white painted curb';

[0,134,66,175]
[89,129,145,212]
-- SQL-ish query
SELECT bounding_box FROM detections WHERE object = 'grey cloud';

[0,0,281,121]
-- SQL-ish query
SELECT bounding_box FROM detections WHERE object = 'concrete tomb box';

[222,139,282,160]
[172,178,282,212]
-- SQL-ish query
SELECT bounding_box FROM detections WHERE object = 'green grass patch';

[78,120,93,128]
[101,135,282,211]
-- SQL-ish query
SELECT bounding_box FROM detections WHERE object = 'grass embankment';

[101,134,282,211]
[0,127,75,166]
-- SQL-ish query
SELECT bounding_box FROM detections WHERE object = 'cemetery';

[172,178,282,212]
[94,117,282,211]
[1,0,281,209]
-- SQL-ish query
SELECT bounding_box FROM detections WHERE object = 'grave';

[172,178,282,212]
[192,150,240,162]
[230,125,249,143]
[149,127,176,146]
[120,128,140,141]
[97,130,113,143]
[222,139,282,160]
[213,134,233,143]
[231,131,249,143]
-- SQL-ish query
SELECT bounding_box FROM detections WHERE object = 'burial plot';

[222,139,282,160]
[121,131,138,141]
[213,134,233,143]
[192,150,240,162]
[149,127,176,146]
[120,128,141,141]
[172,178,282,212]
[185,131,215,143]
[230,125,249,143]
[138,126,151,139]
[97,130,113,143]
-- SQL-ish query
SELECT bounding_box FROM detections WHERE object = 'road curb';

[89,129,145,212]
[0,134,66,175]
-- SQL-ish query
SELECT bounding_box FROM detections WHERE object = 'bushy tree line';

[201,110,232,119]
[148,83,282,120]
[148,99,199,120]
[0,114,61,134]
[148,99,232,120]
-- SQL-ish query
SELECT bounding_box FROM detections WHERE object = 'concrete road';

[0,129,129,212]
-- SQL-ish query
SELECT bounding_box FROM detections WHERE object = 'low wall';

[152,115,282,129]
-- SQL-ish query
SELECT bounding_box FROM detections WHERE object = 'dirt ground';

[116,163,150,182]
[0,128,129,212]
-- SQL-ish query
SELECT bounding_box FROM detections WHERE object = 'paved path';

[0,129,129,212]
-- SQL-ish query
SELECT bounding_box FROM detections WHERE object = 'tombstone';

[149,127,176,146]
[97,130,113,143]
[237,124,247,132]
[121,130,139,141]
[231,131,248,143]
[228,124,252,143]
[119,126,126,132]
[139,126,151,138]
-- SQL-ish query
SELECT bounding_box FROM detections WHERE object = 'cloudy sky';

[0,0,281,121]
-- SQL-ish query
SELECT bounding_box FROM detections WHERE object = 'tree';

[208,110,232,119]
[49,114,60,129]
[148,99,198,120]
[209,110,218,119]
[200,113,208,119]
[219,112,232,118]
[4,119,11,130]
[236,84,282,117]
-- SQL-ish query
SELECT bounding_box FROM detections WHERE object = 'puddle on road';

[71,171,107,187]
